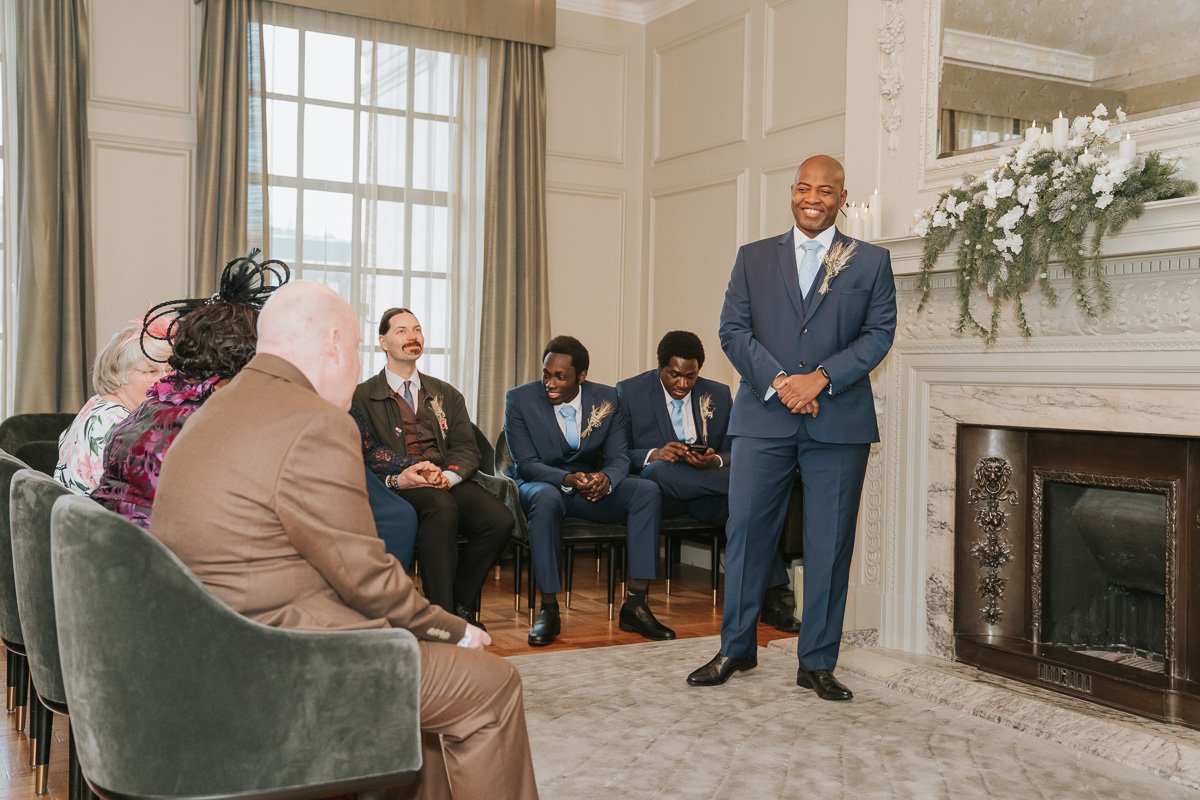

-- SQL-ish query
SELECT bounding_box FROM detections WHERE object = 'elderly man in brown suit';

[151,281,538,800]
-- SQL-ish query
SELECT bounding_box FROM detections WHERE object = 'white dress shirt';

[644,384,724,467]
[553,391,586,493]
[384,367,462,487]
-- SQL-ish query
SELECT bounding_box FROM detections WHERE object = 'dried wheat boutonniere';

[579,400,614,441]
[697,393,715,445]
[817,240,859,295]
[428,396,450,434]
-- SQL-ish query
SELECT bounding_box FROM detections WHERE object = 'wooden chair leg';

[564,544,575,609]
[595,543,602,573]
[513,544,523,612]
[13,655,28,733]
[34,704,52,794]
[6,649,14,713]
[606,544,617,620]
[665,536,674,596]
[712,538,722,605]
[28,682,39,766]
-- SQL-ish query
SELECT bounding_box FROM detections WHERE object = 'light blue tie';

[798,239,822,298]
[670,398,686,441]
[402,379,416,412]
[559,406,579,450]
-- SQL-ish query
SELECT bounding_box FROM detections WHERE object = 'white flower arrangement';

[913,105,1195,343]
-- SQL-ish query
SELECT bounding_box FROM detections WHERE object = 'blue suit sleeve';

[616,381,652,469]
[719,246,786,400]
[600,400,631,489]
[505,390,570,487]
[820,250,897,394]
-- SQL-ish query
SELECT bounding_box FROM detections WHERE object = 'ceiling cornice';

[556,0,697,25]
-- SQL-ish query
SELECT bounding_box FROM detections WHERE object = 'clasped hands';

[772,371,828,416]
[562,471,610,502]
[648,441,720,469]
[391,460,451,490]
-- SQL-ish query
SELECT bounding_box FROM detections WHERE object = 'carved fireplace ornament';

[967,456,1018,625]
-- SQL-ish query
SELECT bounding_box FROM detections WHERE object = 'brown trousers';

[407,642,538,800]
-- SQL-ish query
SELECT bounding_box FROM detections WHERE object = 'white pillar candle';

[1038,131,1053,150]
[1119,133,1136,161]
[869,189,883,240]
[846,203,862,239]
[1025,122,1042,144]
[1052,112,1069,151]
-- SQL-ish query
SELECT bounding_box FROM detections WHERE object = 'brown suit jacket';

[150,353,466,643]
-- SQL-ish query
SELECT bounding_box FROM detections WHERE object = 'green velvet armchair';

[0,414,74,455]
[51,494,423,800]
[0,451,32,731]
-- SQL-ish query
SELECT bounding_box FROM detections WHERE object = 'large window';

[0,1,10,415]
[260,4,486,392]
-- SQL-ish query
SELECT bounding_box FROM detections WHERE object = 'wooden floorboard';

[0,551,793,799]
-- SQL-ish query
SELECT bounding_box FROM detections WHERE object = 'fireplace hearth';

[955,426,1200,727]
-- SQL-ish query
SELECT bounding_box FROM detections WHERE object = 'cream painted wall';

[641,0,848,390]
[86,0,197,349]
[544,10,646,387]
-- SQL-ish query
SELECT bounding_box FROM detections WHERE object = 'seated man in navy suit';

[504,335,675,647]
[617,330,798,631]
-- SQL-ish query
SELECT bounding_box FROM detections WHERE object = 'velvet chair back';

[0,451,30,647]
[10,469,72,706]
[0,414,74,455]
[51,494,423,799]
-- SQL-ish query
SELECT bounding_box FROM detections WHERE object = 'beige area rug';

[508,636,1199,799]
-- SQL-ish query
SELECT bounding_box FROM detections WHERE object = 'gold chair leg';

[666,578,672,595]
[712,588,718,606]
[34,764,47,796]
[29,734,37,769]
[15,703,26,733]
[6,686,13,714]
[608,601,614,621]
[565,590,571,609]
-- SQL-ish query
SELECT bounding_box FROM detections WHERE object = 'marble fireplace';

[857,197,1200,726]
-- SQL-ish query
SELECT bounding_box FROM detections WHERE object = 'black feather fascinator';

[140,249,291,362]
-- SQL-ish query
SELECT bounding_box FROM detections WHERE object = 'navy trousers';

[364,466,418,569]
[720,425,869,670]
[517,476,661,593]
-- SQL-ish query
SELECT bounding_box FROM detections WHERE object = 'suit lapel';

[776,230,804,319]
[689,389,705,446]
[801,229,850,327]
[651,379,676,443]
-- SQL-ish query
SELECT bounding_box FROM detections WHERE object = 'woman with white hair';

[53,317,172,494]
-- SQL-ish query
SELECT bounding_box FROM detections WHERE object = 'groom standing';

[687,155,895,699]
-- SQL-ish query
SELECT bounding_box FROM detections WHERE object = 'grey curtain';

[195,0,267,295]
[13,0,94,413]
[476,41,549,439]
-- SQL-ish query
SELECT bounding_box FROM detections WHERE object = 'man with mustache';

[352,307,513,629]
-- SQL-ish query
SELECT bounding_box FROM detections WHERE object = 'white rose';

[1096,193,1114,209]
[1116,107,1127,123]
[1092,103,1108,118]
[1090,117,1110,136]
[932,209,949,227]
[913,217,930,237]
[998,206,1024,230]
[982,193,998,210]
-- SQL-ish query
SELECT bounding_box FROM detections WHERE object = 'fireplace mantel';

[877,195,1200,277]
[856,213,1200,675]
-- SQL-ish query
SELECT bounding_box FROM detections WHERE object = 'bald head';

[793,155,845,189]
[791,154,847,237]
[258,281,362,410]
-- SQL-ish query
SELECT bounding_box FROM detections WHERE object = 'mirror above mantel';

[919,1,1200,190]
[934,0,1200,158]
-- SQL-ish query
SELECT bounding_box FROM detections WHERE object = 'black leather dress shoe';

[618,602,676,641]
[527,605,560,647]
[455,603,487,631]
[760,591,801,633]
[796,667,853,701]
[687,653,758,686]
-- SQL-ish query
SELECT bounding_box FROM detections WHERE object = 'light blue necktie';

[670,398,686,441]
[559,406,579,449]
[798,239,823,298]
[402,379,416,412]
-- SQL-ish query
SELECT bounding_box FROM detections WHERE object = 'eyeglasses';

[135,365,172,378]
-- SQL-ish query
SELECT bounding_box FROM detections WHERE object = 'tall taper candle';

[869,189,882,240]
[1052,112,1069,151]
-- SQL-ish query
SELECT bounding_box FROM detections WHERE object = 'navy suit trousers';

[518,476,661,593]
[721,426,869,670]
[364,465,418,569]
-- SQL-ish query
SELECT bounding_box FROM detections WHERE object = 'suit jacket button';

[802,327,808,334]
[798,361,806,369]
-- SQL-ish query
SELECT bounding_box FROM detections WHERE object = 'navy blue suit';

[616,370,731,527]
[719,227,895,670]
[504,380,661,593]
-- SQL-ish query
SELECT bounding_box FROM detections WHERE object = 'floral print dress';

[91,373,222,529]
[53,396,130,495]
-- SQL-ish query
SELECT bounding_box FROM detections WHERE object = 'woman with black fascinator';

[91,253,289,528]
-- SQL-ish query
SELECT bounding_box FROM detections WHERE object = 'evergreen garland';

[913,107,1196,343]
